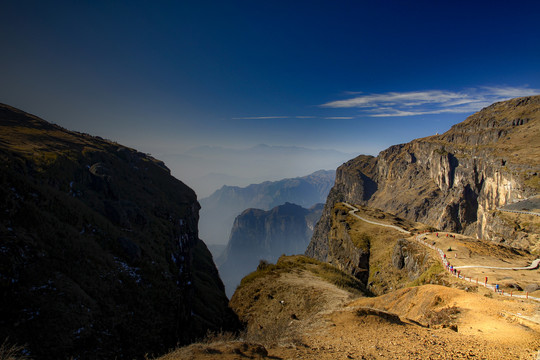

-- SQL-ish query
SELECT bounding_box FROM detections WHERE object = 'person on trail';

[496,284,500,293]
[436,233,439,237]
[485,276,488,285]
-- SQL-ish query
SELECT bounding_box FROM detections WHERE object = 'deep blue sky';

[2,1,540,186]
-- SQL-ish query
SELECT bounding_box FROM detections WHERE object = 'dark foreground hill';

[0,104,239,359]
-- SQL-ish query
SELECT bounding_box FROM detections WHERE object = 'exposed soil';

[162,274,540,359]
[160,219,540,360]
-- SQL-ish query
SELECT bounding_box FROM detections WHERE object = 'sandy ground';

[163,279,540,360]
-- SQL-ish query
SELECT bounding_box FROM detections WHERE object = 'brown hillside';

[158,259,540,360]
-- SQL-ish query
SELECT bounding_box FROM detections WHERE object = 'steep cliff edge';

[307,96,540,259]
[0,104,239,359]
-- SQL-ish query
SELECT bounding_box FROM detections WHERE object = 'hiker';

[485,277,488,286]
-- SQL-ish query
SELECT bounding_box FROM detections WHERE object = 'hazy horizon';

[159,143,354,197]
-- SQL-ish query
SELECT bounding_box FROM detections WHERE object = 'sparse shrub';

[0,339,30,360]
[257,259,271,271]
[424,306,460,327]
[201,330,238,344]
[409,262,444,287]
[244,320,298,347]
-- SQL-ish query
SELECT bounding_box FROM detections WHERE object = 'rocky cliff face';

[0,104,239,359]
[307,96,540,261]
[218,202,323,297]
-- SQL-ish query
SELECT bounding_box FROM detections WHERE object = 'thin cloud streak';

[232,115,320,120]
[320,86,540,117]
[232,116,289,120]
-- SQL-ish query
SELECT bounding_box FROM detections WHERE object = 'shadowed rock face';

[0,104,239,360]
[307,95,540,263]
[218,202,323,297]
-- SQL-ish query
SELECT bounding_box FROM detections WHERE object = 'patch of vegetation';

[433,146,449,156]
[524,173,540,192]
[409,262,445,287]
[424,306,460,328]
[0,339,29,360]
[351,232,371,252]
[238,256,366,295]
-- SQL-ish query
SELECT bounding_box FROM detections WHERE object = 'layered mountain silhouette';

[199,170,335,252]
[159,144,352,197]
[0,104,239,359]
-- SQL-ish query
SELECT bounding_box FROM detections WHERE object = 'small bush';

[425,306,460,327]
[0,339,30,360]
[257,259,271,271]
[409,262,444,287]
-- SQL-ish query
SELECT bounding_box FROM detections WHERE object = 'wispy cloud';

[232,115,320,120]
[232,116,289,120]
[320,86,540,117]
[324,116,355,119]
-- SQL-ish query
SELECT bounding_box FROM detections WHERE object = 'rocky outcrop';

[392,239,430,280]
[0,104,239,360]
[307,96,540,259]
[218,203,323,297]
[322,206,370,284]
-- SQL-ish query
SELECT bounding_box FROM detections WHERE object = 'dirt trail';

[416,232,540,299]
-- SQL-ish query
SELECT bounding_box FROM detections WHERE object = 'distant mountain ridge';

[218,202,324,297]
[199,170,335,247]
[158,145,352,197]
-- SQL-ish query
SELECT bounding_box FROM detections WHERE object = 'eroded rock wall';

[307,96,540,261]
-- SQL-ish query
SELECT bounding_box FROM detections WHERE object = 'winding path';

[342,202,540,303]
[342,203,411,234]
[454,258,540,271]
[497,208,540,217]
